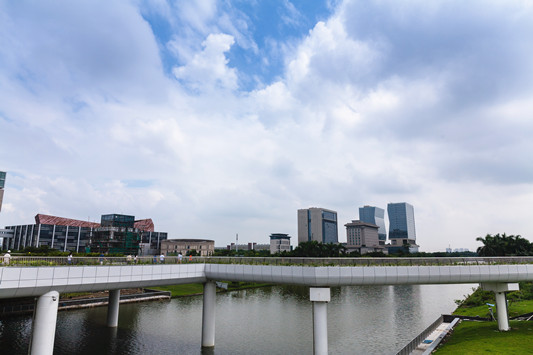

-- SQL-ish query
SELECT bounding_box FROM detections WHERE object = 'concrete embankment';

[0,288,171,316]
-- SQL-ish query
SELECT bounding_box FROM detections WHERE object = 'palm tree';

[476,233,532,256]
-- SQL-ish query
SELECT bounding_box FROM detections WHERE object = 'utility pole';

[236,233,238,253]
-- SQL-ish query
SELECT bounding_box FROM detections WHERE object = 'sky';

[1,0,533,252]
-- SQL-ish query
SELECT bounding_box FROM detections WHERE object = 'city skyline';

[2,1,533,252]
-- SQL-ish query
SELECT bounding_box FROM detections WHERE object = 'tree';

[476,233,532,256]
[290,241,346,257]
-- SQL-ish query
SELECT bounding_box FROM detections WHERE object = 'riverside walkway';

[1,256,533,355]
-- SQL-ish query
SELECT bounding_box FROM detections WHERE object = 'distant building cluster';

[3,213,167,255]
[296,202,419,255]
[0,168,428,255]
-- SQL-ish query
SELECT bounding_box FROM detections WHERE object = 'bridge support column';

[107,289,120,327]
[310,287,330,355]
[202,281,216,348]
[481,283,519,331]
[30,290,59,355]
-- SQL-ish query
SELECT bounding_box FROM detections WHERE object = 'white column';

[64,226,69,252]
[30,290,59,355]
[481,282,519,331]
[202,281,216,347]
[310,287,330,355]
[107,289,120,327]
[494,291,509,331]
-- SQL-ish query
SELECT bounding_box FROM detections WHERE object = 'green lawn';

[453,299,533,318]
[434,320,533,354]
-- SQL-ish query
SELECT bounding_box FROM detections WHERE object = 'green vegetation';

[454,282,533,311]
[476,233,533,256]
[152,282,271,297]
[434,321,533,354]
[435,281,533,353]
[453,299,533,319]
[213,249,271,257]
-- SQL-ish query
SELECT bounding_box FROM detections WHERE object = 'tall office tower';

[297,207,338,245]
[387,202,417,250]
[0,171,6,212]
[359,205,387,245]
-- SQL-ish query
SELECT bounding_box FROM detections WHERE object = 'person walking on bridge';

[3,250,11,265]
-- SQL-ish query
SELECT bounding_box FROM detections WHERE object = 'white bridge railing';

[3,255,533,267]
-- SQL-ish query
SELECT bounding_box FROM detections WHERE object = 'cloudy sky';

[1,0,533,252]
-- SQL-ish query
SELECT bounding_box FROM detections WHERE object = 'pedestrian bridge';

[1,257,533,355]
[2,262,533,298]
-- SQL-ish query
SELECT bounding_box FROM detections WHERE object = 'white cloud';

[2,0,533,253]
[173,33,238,91]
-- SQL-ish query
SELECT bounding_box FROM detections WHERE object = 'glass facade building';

[4,223,94,252]
[359,206,387,244]
[297,207,338,244]
[4,213,167,254]
[387,202,416,240]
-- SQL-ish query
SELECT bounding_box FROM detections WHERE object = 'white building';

[269,234,291,254]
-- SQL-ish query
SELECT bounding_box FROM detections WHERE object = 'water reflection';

[0,284,474,355]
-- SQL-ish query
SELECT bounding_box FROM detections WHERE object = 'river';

[0,283,475,354]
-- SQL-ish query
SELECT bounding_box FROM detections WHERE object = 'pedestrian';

[3,250,12,265]
[67,252,73,265]
[126,254,132,264]
[134,255,138,264]
[178,253,183,263]
[153,255,157,264]
[160,253,165,264]
[189,254,192,262]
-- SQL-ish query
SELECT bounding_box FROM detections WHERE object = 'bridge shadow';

[201,346,215,355]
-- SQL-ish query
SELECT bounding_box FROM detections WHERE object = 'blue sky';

[140,1,335,89]
[1,0,533,251]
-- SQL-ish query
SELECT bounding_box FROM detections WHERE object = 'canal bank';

[423,283,533,354]
[0,288,171,316]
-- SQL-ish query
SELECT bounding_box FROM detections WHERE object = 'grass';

[453,299,533,318]
[152,282,271,298]
[434,320,533,354]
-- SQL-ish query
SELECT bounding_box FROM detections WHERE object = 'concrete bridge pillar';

[30,290,59,355]
[202,281,216,348]
[310,287,330,355]
[107,289,121,327]
[481,282,519,331]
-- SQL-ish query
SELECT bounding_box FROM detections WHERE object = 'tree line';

[476,233,533,256]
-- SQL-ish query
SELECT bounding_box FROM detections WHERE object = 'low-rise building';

[269,233,291,254]
[161,239,215,256]
[4,213,167,254]
[344,220,387,255]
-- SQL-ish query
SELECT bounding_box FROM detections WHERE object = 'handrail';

[2,255,533,267]
[396,315,444,355]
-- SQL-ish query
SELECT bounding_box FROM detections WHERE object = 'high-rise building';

[359,205,387,245]
[0,171,6,212]
[387,202,418,253]
[297,207,338,244]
